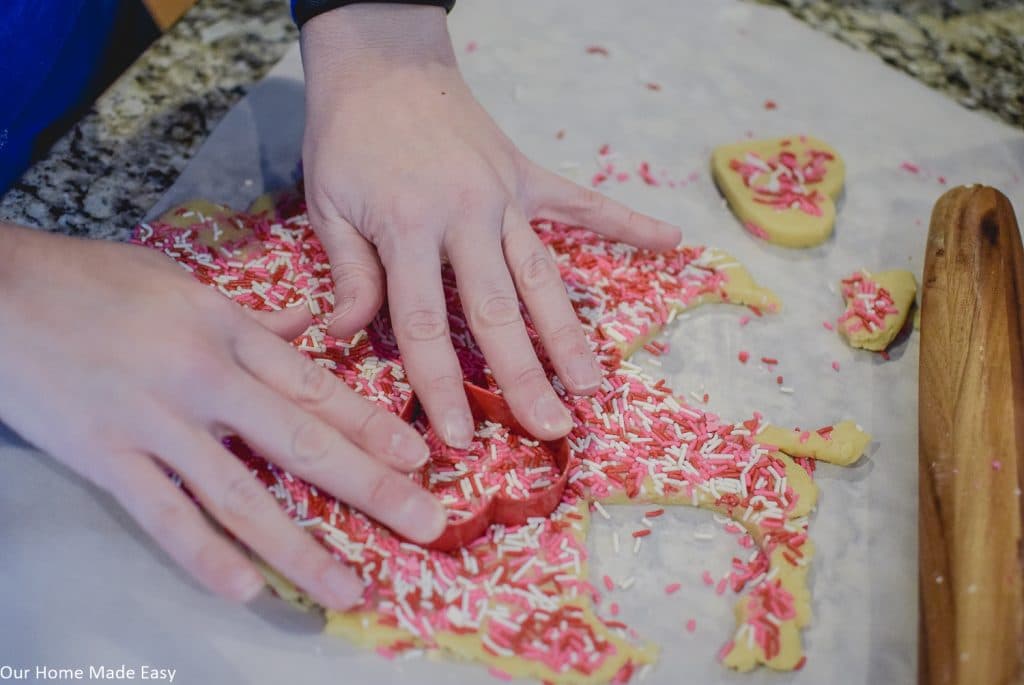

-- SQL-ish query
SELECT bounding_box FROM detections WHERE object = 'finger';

[527,164,682,250]
[501,215,603,395]
[232,329,429,471]
[314,215,386,339]
[157,426,367,611]
[102,452,266,604]
[382,241,474,449]
[446,216,574,440]
[216,377,446,544]
[242,303,313,340]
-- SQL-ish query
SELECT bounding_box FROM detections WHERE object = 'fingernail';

[232,570,265,603]
[390,431,430,468]
[398,493,447,543]
[325,565,363,609]
[566,355,602,392]
[534,394,573,435]
[442,409,474,449]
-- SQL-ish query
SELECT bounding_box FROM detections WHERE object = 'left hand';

[300,4,681,447]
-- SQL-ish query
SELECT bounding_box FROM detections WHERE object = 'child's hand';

[0,226,445,610]
[301,4,681,448]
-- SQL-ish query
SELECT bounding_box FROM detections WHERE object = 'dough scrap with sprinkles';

[837,269,918,352]
[711,135,845,248]
[133,187,866,683]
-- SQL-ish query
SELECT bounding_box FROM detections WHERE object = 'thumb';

[315,215,386,339]
[241,303,313,340]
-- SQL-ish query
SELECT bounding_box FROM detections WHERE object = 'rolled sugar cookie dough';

[711,135,845,248]
[836,269,917,352]
[758,421,872,467]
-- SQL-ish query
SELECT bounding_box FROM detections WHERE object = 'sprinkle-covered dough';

[711,135,845,248]
[837,269,917,351]
[134,189,864,683]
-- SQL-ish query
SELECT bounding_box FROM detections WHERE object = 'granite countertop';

[1,0,1021,240]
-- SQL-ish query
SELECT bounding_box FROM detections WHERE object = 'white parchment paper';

[3,1,1023,683]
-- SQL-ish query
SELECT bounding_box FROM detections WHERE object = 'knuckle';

[355,404,389,443]
[575,186,606,215]
[427,373,464,395]
[290,420,336,468]
[364,470,400,511]
[513,364,549,389]
[473,292,521,330]
[295,360,336,408]
[148,499,191,541]
[330,261,379,293]
[517,250,558,292]
[548,322,585,349]
[222,475,269,519]
[402,309,449,342]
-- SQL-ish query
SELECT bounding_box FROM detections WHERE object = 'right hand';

[0,225,446,610]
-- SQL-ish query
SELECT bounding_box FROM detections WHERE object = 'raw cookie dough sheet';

[3,1,1023,683]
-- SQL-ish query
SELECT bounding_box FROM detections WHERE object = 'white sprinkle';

[633,537,642,555]
[612,532,621,554]
[779,386,795,394]
[593,501,611,520]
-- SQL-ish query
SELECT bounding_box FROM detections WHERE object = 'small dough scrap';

[157,200,250,249]
[711,135,845,248]
[837,269,917,352]
[758,421,871,466]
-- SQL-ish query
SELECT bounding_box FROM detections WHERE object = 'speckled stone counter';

[0,0,1021,240]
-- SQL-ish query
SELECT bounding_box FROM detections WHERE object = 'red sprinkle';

[610,602,620,617]
[555,129,566,140]
[938,175,947,185]
[586,45,610,56]
[738,350,750,364]
[880,350,891,361]
[603,575,615,591]
[598,143,611,156]
[901,161,921,174]
[665,583,682,595]
[646,508,665,518]
[776,375,784,385]
[632,529,652,538]
[761,357,778,365]
[764,99,777,110]
[738,315,751,326]
[645,82,662,92]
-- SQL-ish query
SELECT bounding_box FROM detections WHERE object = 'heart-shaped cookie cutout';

[711,135,845,248]
[401,382,571,552]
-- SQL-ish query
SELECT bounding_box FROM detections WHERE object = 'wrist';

[300,3,456,95]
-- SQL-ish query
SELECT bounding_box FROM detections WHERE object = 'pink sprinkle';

[702,571,714,586]
[723,523,742,534]
[823,321,834,331]
[603,575,615,591]
[465,40,478,53]
[488,667,513,681]
[938,175,947,185]
[665,582,682,595]
[739,535,755,549]
[591,171,609,187]
[615,172,630,182]
[832,360,841,372]
[598,143,611,156]
[799,431,811,444]
[610,602,620,617]
[738,350,750,364]
[686,619,697,633]
[586,45,610,56]
[718,640,735,661]
[993,460,1003,471]
[738,315,751,326]
[715,578,728,595]
[901,161,921,174]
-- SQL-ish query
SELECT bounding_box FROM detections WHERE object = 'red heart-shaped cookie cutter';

[400,382,571,552]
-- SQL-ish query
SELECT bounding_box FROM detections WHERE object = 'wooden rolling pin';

[919,186,1024,685]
